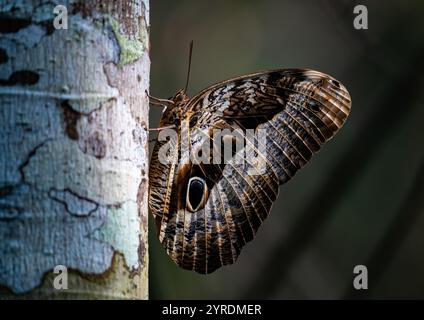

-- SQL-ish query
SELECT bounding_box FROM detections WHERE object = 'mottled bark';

[0,0,149,299]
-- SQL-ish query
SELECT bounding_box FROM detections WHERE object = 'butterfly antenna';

[184,40,194,93]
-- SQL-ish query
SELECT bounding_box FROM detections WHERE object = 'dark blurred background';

[149,0,424,299]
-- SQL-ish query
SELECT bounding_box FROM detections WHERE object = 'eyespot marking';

[186,176,208,212]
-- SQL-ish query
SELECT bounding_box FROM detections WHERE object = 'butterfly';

[149,50,351,274]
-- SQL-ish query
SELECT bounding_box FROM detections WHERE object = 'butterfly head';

[170,89,190,107]
[158,90,190,126]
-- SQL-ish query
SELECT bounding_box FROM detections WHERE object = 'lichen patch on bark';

[110,17,145,66]
[91,201,143,271]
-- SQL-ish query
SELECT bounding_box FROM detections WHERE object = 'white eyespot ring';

[186,176,208,212]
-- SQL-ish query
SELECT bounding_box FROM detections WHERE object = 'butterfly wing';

[149,69,351,273]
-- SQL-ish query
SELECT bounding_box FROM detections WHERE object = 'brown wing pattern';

[149,69,351,273]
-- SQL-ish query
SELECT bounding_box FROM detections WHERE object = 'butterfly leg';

[145,90,174,109]
[145,124,176,143]
[147,124,176,131]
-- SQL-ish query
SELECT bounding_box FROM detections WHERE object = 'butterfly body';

[149,69,351,274]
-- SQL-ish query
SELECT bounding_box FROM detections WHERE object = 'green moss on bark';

[110,17,144,66]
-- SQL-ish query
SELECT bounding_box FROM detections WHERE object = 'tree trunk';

[0,0,149,299]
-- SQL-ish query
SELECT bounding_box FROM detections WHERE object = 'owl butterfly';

[149,59,351,274]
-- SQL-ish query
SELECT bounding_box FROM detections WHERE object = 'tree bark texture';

[0,0,149,299]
